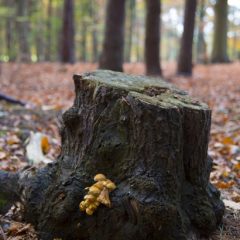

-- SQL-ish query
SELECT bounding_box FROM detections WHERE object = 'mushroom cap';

[88,203,97,211]
[106,182,116,191]
[79,202,86,211]
[94,173,107,182]
[93,181,104,189]
[84,194,96,201]
[89,186,101,195]
[86,208,94,215]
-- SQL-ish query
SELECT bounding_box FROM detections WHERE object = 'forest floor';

[0,62,239,239]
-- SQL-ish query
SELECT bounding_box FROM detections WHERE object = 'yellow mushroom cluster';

[79,173,116,215]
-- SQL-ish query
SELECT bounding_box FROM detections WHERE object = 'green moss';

[76,70,184,96]
[157,93,209,110]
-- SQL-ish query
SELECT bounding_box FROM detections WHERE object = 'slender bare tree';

[16,0,31,62]
[211,0,229,63]
[61,0,75,63]
[145,0,162,76]
[99,0,126,72]
[177,0,197,75]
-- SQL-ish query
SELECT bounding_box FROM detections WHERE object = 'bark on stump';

[0,70,224,240]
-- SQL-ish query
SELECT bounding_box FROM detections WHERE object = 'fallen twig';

[0,93,26,106]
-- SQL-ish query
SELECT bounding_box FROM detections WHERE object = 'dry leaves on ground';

[0,62,239,239]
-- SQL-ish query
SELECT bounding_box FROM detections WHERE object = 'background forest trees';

[61,0,75,63]
[99,0,126,71]
[0,0,240,75]
[211,0,229,63]
[144,0,162,76]
[177,0,197,75]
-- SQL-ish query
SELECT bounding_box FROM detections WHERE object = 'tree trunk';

[90,0,98,63]
[145,0,162,76]
[6,14,15,61]
[177,0,197,75]
[232,31,237,60]
[197,0,208,64]
[99,0,126,72]
[80,23,87,62]
[5,0,16,61]
[61,0,75,63]
[16,0,31,62]
[36,3,45,62]
[135,21,142,62]
[211,0,229,63]
[124,0,136,62]
[45,0,53,61]
[0,70,224,240]
[55,2,63,62]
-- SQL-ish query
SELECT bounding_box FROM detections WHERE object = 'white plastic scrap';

[26,132,53,165]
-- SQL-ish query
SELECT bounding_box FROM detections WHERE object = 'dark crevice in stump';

[0,70,224,240]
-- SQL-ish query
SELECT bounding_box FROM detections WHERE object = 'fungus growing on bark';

[79,174,116,215]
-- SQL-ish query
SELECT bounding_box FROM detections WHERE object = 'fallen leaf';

[223,199,240,210]
[233,163,240,170]
[222,136,235,145]
[215,180,235,189]
[232,193,240,203]
[0,151,7,160]
[7,135,20,145]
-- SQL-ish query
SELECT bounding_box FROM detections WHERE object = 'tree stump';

[0,70,224,240]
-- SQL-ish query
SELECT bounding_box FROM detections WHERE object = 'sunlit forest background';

[0,0,239,64]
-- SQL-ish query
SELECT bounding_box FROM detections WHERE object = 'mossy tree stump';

[0,70,224,240]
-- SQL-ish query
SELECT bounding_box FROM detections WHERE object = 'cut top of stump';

[73,70,209,110]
